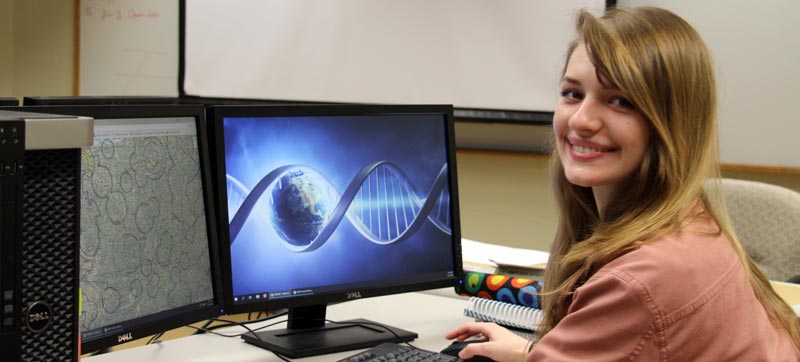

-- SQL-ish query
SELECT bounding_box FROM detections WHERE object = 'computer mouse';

[440,340,495,362]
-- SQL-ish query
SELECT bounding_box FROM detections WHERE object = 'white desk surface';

[83,283,800,362]
[83,291,472,362]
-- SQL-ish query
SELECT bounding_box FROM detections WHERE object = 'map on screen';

[78,117,213,334]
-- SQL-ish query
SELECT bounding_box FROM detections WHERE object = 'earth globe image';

[269,167,338,251]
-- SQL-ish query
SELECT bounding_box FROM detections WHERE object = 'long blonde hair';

[538,7,800,349]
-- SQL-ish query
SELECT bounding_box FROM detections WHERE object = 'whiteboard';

[77,0,800,168]
[78,0,179,96]
[181,0,606,113]
[618,0,800,168]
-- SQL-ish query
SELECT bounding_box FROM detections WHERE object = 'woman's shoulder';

[591,219,742,316]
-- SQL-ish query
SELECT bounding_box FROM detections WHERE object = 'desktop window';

[221,113,457,305]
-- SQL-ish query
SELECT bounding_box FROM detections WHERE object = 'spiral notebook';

[463,296,544,333]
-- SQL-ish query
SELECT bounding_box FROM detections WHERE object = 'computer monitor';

[22,96,177,106]
[210,104,463,358]
[0,98,19,106]
[3,104,222,353]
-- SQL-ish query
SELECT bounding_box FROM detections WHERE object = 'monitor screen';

[211,104,462,357]
[4,105,222,353]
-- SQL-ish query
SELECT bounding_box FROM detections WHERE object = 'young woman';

[446,7,800,361]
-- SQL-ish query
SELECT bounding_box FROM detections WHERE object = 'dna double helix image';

[226,161,451,252]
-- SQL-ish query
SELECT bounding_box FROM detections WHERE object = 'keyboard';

[337,342,459,362]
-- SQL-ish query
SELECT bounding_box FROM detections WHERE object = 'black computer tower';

[0,111,93,361]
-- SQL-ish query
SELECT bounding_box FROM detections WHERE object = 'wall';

[0,0,13,96]
[13,0,74,99]
[0,0,74,101]
[458,151,800,251]
[617,0,800,168]
[457,151,555,251]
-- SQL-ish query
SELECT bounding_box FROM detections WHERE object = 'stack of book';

[458,271,543,339]
[463,296,542,339]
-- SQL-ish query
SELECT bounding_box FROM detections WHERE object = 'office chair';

[719,178,800,283]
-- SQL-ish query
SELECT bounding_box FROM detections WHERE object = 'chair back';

[720,178,800,283]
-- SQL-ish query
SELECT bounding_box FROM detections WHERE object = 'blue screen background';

[222,114,455,297]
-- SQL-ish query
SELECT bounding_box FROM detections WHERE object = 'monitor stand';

[241,304,418,358]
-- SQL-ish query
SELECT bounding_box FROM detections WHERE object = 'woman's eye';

[560,90,583,100]
[610,97,634,108]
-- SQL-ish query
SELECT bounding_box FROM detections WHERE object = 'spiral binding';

[463,296,543,331]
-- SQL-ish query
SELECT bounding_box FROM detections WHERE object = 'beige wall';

[457,151,556,251]
[0,0,13,97]
[457,150,800,251]
[0,0,73,101]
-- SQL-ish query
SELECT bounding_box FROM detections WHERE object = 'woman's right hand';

[445,322,530,362]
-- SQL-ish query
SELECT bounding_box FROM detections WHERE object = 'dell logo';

[118,332,133,343]
[346,291,362,300]
[25,301,52,333]
[29,312,49,323]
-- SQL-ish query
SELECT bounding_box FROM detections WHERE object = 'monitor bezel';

[209,104,464,315]
[2,104,224,353]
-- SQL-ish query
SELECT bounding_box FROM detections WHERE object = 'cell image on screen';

[223,115,455,302]
[79,117,214,338]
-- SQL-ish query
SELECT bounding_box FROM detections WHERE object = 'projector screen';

[181,0,607,119]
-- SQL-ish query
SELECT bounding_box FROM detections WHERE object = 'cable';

[194,310,289,334]
[146,332,165,345]
[192,319,215,335]
[190,316,302,337]
[186,317,293,361]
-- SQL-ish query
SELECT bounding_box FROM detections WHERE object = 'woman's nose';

[568,98,603,135]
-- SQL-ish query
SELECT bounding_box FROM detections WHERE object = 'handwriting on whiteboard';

[83,0,159,22]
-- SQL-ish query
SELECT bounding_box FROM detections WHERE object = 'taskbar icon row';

[233,288,314,303]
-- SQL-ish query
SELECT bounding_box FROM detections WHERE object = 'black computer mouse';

[440,340,494,362]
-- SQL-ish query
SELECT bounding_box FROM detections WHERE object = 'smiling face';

[553,44,650,211]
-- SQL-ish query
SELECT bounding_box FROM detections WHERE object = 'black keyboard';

[337,342,459,362]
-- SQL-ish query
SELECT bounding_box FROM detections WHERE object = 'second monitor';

[210,104,462,358]
[3,104,223,354]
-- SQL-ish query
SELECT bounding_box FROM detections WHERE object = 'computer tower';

[0,111,93,361]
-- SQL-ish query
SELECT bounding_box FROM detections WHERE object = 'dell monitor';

[3,104,222,353]
[0,98,19,106]
[210,104,463,358]
[22,96,177,106]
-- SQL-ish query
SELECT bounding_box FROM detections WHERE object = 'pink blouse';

[529,218,800,361]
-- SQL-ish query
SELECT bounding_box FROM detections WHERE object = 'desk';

[79,282,800,362]
[772,281,800,305]
[83,292,472,362]
[83,283,800,362]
